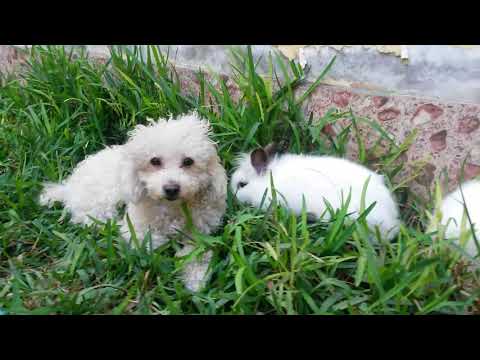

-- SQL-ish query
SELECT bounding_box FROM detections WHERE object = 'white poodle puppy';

[40,112,227,291]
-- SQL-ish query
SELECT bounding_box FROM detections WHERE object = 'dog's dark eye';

[182,157,194,167]
[238,181,248,189]
[150,157,162,166]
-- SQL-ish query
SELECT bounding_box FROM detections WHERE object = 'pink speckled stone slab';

[173,66,480,200]
[302,86,480,199]
[176,65,480,199]
[0,46,28,75]
[175,67,242,111]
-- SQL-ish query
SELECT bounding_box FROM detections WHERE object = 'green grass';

[0,45,479,315]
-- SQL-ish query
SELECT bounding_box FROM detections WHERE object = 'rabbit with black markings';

[230,143,401,241]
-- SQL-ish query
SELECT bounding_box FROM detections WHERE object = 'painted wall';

[279,45,480,105]
[8,45,480,104]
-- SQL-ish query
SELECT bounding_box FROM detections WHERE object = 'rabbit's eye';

[238,181,248,189]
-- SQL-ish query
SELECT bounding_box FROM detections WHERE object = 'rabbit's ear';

[264,140,289,159]
[263,143,277,158]
[251,148,268,175]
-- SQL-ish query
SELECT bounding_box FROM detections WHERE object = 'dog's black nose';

[163,184,180,200]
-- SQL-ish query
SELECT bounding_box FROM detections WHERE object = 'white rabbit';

[435,179,480,258]
[230,143,401,241]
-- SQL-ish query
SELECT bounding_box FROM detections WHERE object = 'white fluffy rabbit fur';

[436,179,480,257]
[230,143,401,241]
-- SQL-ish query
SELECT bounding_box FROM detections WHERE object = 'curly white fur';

[230,146,400,241]
[40,112,227,291]
[436,180,480,258]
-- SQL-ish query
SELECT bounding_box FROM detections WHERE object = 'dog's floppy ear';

[119,156,146,204]
[206,154,228,202]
